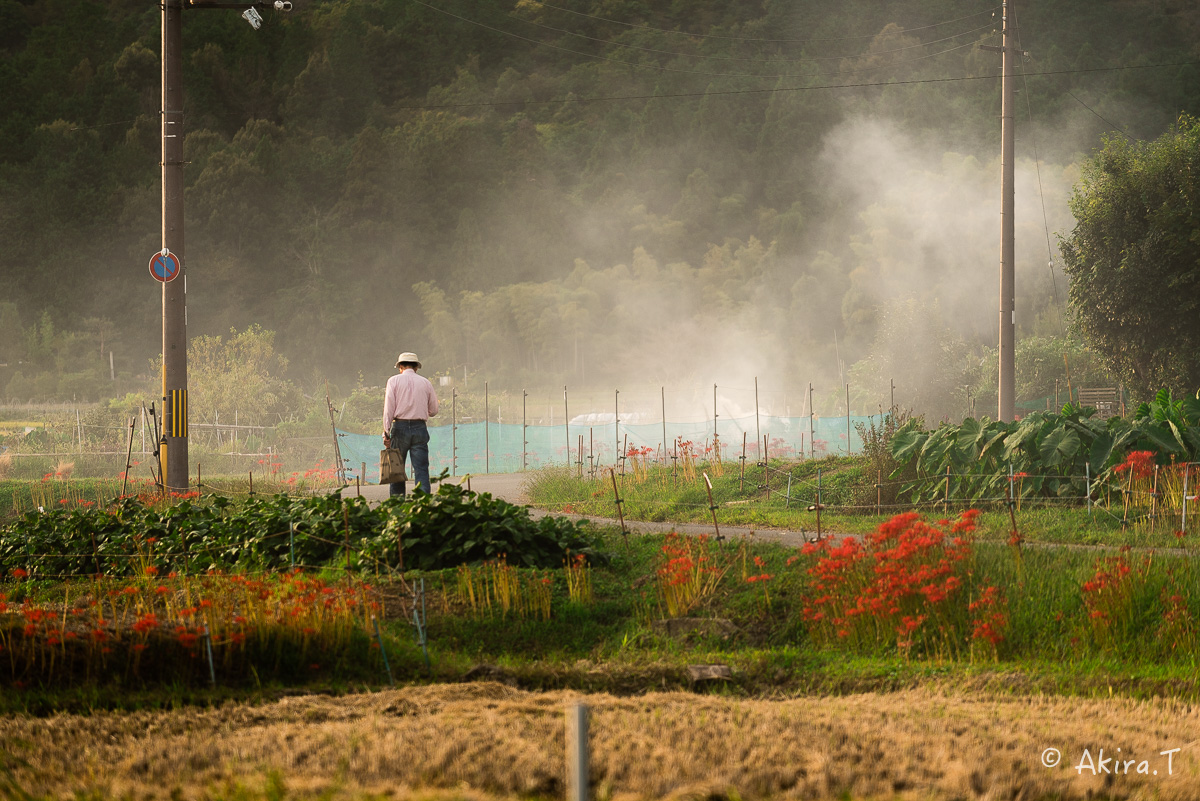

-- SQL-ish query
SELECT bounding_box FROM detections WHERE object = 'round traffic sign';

[149,250,181,282]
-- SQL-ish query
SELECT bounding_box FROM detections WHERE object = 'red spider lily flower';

[11,568,28,579]
[92,630,108,642]
[155,585,169,595]
[131,644,148,653]
[145,566,159,577]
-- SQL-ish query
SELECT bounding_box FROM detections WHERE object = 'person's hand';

[383,435,391,447]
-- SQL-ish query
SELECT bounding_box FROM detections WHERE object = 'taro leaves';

[887,392,1200,504]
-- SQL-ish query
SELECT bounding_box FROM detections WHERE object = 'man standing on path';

[383,351,439,496]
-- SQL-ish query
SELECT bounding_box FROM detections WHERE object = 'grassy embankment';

[525,455,1196,550]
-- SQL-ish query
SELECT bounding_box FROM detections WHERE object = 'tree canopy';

[1,0,1198,411]
[1060,115,1200,399]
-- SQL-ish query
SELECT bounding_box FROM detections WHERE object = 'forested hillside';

[1,0,1198,418]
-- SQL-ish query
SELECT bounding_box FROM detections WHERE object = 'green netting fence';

[336,413,885,483]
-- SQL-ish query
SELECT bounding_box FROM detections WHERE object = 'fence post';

[816,467,822,538]
[845,382,850,455]
[785,471,792,509]
[1182,463,1191,534]
[609,468,628,549]
[703,472,721,541]
[877,469,882,516]
[739,432,746,492]
[754,376,760,456]
[452,388,457,477]
[808,383,815,460]
[522,390,528,471]
[614,389,620,468]
[566,702,589,801]
[662,386,668,466]
[944,466,951,514]
[1086,462,1092,516]
[564,385,570,468]
[485,382,489,474]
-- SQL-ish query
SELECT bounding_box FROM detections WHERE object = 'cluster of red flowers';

[1157,585,1196,653]
[968,585,1008,647]
[1113,450,1156,479]
[799,510,979,650]
[285,459,339,486]
[1081,548,1144,639]
[745,555,773,584]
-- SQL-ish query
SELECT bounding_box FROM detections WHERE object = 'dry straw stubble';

[2,683,1198,800]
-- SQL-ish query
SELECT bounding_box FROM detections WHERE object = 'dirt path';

[4,682,1198,800]
[356,473,822,548]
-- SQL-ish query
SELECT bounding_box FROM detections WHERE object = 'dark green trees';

[1060,116,1200,399]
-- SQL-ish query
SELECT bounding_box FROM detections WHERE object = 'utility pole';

[161,0,187,492]
[983,2,1017,422]
[159,0,292,493]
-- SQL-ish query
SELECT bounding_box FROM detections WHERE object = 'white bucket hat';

[395,352,422,369]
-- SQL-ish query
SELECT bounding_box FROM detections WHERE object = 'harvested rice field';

[4,682,1198,800]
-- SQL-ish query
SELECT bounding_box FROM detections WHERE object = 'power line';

[522,0,1003,44]
[1066,90,1138,142]
[1013,9,1061,306]
[408,0,991,82]
[392,61,1200,112]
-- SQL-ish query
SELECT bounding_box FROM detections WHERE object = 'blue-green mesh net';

[336,414,883,483]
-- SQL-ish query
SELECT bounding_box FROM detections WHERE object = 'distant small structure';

[1077,386,1123,419]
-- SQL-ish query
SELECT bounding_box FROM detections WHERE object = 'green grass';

[5,499,1200,711]
[527,459,1199,550]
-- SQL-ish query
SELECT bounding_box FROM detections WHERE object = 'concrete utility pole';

[982,2,1017,422]
[161,0,187,492]
[159,0,292,492]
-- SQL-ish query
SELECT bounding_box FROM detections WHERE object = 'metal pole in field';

[614,389,620,467]
[566,702,589,801]
[485,381,489,474]
[451,388,457,477]
[1182,463,1190,533]
[808,383,815,459]
[755,376,761,458]
[661,386,667,465]
[845,383,851,455]
[564,385,570,468]
[522,390,527,471]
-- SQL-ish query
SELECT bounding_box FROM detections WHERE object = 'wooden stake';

[877,469,882,516]
[739,432,746,492]
[609,468,628,549]
[703,472,721,541]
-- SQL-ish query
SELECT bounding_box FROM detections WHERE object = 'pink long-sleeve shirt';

[382,370,439,434]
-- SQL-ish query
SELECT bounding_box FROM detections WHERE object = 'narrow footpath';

[351,472,823,549]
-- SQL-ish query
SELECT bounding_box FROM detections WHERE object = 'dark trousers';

[388,419,431,496]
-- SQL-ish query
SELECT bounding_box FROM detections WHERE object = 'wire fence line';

[335,412,887,483]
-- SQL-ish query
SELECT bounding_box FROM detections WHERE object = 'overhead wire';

[521,0,1002,44]
[1012,6,1062,307]
[1065,90,1138,142]
[391,61,1200,112]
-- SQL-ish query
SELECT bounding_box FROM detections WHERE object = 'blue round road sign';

[149,250,181,282]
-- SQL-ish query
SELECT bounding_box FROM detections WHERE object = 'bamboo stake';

[739,432,746,492]
[662,386,667,466]
[485,382,489,474]
[121,416,135,498]
[944,466,951,514]
[609,468,628,550]
[564,385,570,468]
[703,472,721,541]
[1151,464,1160,527]
[816,467,822,538]
[877,469,882,516]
